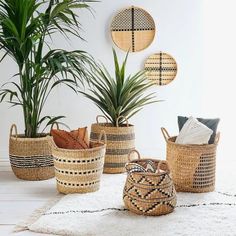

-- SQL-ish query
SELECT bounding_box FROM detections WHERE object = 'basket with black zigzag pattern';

[123,150,177,216]
[9,124,54,181]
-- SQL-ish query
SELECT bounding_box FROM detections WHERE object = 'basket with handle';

[123,150,177,216]
[161,127,220,193]
[48,130,107,194]
[90,115,135,174]
[9,124,54,181]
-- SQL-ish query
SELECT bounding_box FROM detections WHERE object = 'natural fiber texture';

[123,151,177,216]
[145,52,177,85]
[49,131,106,194]
[111,6,155,52]
[9,124,54,181]
[161,127,220,193]
[90,116,135,174]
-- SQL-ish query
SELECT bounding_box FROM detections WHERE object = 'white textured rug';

[16,170,236,236]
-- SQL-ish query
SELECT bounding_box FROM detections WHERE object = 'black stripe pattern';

[90,132,135,141]
[145,52,177,85]
[10,155,53,168]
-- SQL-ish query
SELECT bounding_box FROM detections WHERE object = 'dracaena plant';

[81,49,158,127]
[0,0,96,137]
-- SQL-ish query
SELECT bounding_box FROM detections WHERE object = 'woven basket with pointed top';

[123,150,177,216]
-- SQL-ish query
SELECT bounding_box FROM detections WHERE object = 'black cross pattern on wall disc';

[110,6,156,52]
[145,52,178,86]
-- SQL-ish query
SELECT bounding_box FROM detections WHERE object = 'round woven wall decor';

[145,52,178,86]
[110,6,156,52]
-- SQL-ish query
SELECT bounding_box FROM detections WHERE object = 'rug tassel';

[14,195,62,232]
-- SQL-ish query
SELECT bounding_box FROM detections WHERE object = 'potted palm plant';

[0,0,96,180]
[82,49,158,173]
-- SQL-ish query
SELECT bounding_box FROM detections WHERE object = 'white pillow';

[175,117,213,145]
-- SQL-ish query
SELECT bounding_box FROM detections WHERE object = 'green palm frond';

[0,0,97,137]
[81,49,159,126]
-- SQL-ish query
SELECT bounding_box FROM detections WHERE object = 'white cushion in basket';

[175,117,213,145]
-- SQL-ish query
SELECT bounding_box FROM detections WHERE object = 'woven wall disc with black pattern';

[111,6,156,52]
[145,52,178,86]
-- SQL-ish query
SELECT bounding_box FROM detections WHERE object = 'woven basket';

[90,116,135,174]
[161,127,220,193]
[9,124,54,181]
[123,150,177,216]
[49,130,106,194]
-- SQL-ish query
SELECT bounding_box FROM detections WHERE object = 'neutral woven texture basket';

[9,124,54,181]
[90,116,135,174]
[161,127,220,193]
[49,131,106,194]
[123,150,177,216]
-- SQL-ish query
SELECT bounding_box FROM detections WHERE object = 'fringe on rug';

[14,194,63,232]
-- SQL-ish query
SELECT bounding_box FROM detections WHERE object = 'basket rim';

[167,136,219,148]
[48,136,106,153]
[10,133,49,141]
[91,122,134,128]
[128,158,170,177]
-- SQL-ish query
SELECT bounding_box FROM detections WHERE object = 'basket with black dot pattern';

[48,131,106,194]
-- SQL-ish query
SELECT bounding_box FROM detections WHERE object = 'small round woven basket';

[90,116,135,174]
[123,150,177,216]
[9,124,54,181]
[161,127,220,193]
[49,130,106,194]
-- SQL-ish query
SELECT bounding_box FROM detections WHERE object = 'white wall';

[2,0,228,168]
[202,0,236,159]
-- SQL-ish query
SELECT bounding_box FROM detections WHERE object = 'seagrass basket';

[49,130,106,194]
[90,116,135,174]
[9,124,54,181]
[123,150,177,216]
[161,127,220,193]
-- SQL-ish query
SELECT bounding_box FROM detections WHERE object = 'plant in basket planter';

[0,0,96,180]
[81,49,158,173]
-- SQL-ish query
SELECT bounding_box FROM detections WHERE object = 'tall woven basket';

[49,131,106,194]
[123,150,177,216]
[9,124,54,181]
[161,127,220,193]
[90,116,135,174]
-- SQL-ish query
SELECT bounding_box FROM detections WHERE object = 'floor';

[0,145,234,236]
[0,171,58,236]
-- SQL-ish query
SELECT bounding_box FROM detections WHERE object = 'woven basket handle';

[98,130,107,145]
[128,149,141,162]
[214,132,220,145]
[157,160,170,174]
[10,124,18,139]
[50,122,59,132]
[116,116,129,127]
[161,127,170,142]
[47,136,58,150]
[96,115,108,124]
